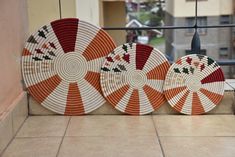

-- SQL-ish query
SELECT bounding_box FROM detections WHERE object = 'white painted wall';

[166,0,233,17]
[76,0,100,26]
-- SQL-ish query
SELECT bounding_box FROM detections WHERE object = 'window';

[186,17,207,35]
[197,17,207,34]
[220,15,230,24]
[186,17,194,34]
[185,49,207,55]
[186,0,207,1]
[219,47,229,59]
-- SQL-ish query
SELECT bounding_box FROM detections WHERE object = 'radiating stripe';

[78,79,105,113]
[87,57,106,73]
[125,89,140,115]
[65,83,84,115]
[197,90,216,112]
[173,90,190,112]
[106,85,130,107]
[100,73,127,96]
[146,61,170,80]
[199,88,223,105]
[201,82,224,95]
[142,48,168,73]
[28,74,62,103]
[115,88,133,113]
[23,66,57,87]
[138,88,154,115]
[167,89,188,107]
[164,86,187,100]
[84,71,101,93]
[22,48,32,56]
[145,80,164,93]
[51,18,79,53]
[136,44,152,70]
[74,21,99,54]
[181,92,193,114]
[192,92,204,115]
[41,80,69,114]
[176,59,182,65]
[201,68,225,84]
[82,29,116,61]
[143,85,165,110]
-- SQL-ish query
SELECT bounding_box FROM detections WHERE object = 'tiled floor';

[1,115,235,157]
[225,80,235,91]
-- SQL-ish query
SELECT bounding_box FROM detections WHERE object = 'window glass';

[220,15,230,24]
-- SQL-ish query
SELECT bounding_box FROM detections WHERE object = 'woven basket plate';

[100,43,170,115]
[22,18,116,115]
[164,54,225,115]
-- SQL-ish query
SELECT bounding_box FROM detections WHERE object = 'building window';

[186,0,207,1]
[186,17,207,35]
[220,15,230,24]
[185,49,207,55]
[197,17,207,34]
[186,17,194,34]
[219,47,229,59]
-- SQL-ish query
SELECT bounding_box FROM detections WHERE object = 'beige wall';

[27,0,103,32]
[0,0,28,115]
[219,0,233,15]
[27,0,60,34]
[166,0,233,17]
[61,0,76,18]
[27,0,101,33]
[27,0,77,34]
[27,0,126,45]
[101,0,126,45]
[76,0,100,25]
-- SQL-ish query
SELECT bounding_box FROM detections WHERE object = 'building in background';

[165,0,234,78]
[27,0,126,45]
[26,0,235,78]
[126,0,166,50]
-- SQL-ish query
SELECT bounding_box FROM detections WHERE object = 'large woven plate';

[164,54,225,115]
[22,18,116,115]
[100,43,170,115]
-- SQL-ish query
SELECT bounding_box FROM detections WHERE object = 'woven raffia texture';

[164,54,225,115]
[100,43,170,115]
[22,18,116,115]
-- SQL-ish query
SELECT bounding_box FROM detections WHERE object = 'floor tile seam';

[15,136,64,139]
[158,135,235,138]
[0,114,29,157]
[226,82,235,90]
[151,115,166,157]
[63,135,160,138]
[56,116,71,157]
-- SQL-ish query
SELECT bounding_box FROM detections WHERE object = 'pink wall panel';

[0,0,28,115]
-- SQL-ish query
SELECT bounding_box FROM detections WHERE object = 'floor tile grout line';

[59,135,160,137]
[151,115,166,157]
[226,82,235,90]
[15,136,67,139]
[155,135,235,138]
[56,116,71,157]
[13,135,235,138]
[0,114,29,157]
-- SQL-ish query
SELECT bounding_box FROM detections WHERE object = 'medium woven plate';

[22,18,116,115]
[164,54,225,115]
[100,43,170,115]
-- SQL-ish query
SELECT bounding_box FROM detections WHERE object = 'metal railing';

[102,0,235,66]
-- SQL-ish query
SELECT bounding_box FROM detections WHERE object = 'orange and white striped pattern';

[22,18,116,115]
[100,43,170,115]
[164,54,225,115]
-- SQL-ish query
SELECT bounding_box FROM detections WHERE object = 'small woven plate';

[100,43,170,115]
[164,54,225,115]
[22,18,116,115]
